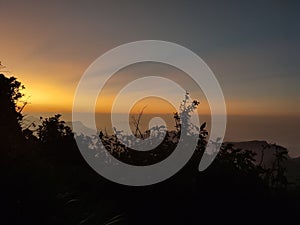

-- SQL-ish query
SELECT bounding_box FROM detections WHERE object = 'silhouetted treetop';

[0,74,25,118]
[37,114,74,145]
[0,74,25,160]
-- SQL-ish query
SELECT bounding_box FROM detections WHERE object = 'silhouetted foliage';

[96,92,208,166]
[1,73,298,225]
[270,145,289,190]
[0,73,25,163]
[37,114,73,145]
[35,114,83,164]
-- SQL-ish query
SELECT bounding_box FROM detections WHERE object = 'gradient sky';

[0,0,299,116]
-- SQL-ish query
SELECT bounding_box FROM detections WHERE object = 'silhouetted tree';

[0,73,26,163]
[270,145,289,191]
[37,114,73,144]
[37,114,82,164]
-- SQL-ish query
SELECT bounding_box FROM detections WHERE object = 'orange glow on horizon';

[22,85,296,117]
[12,68,297,117]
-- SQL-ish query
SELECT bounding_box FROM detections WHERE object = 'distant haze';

[26,112,300,158]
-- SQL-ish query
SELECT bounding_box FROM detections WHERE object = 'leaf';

[200,122,206,130]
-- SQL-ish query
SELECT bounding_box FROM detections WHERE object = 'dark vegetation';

[1,73,299,225]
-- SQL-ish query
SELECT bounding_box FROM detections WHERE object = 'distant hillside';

[21,116,98,137]
[227,140,289,167]
[228,140,300,187]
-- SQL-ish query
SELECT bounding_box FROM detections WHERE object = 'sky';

[1,0,299,156]
[0,0,299,116]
